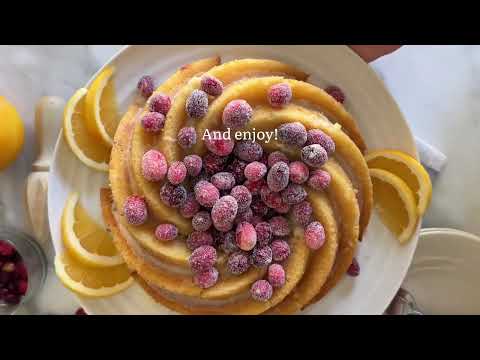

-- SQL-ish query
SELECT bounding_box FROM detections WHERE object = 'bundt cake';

[101,56,373,314]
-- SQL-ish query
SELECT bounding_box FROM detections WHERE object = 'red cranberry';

[211,196,238,232]
[267,162,289,192]
[141,112,165,133]
[160,183,187,208]
[183,155,202,177]
[186,89,209,118]
[200,75,224,96]
[308,169,331,190]
[271,239,290,262]
[281,184,307,205]
[289,161,310,184]
[301,144,328,168]
[149,93,172,115]
[142,150,168,182]
[194,181,220,208]
[194,267,219,289]
[177,127,197,149]
[255,222,273,247]
[230,185,252,213]
[325,85,345,104]
[211,172,236,191]
[155,224,178,242]
[167,161,187,185]
[268,263,286,288]
[189,245,217,273]
[233,141,263,162]
[204,137,235,156]
[244,161,267,182]
[269,216,290,237]
[268,151,289,167]
[227,252,250,275]
[192,211,212,232]
[251,245,272,268]
[222,99,253,129]
[347,257,360,277]
[305,221,326,250]
[137,75,155,98]
[235,222,257,251]
[75,308,87,315]
[0,240,15,257]
[250,280,272,302]
[267,83,292,108]
[186,231,214,251]
[278,122,307,147]
[123,196,148,225]
[203,153,228,175]
[306,129,335,155]
[292,201,313,226]
[179,193,200,218]
[243,178,266,196]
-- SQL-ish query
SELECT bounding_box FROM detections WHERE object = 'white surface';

[402,228,480,315]
[1,45,479,314]
[48,45,419,315]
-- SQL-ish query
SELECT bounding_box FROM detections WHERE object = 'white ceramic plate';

[402,228,480,315]
[48,45,419,315]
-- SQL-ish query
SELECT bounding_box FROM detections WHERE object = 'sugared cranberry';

[281,184,307,205]
[204,137,235,156]
[227,252,250,275]
[325,85,345,104]
[269,216,290,237]
[177,127,197,149]
[255,222,273,247]
[230,185,252,213]
[233,141,263,162]
[268,151,289,167]
[305,221,326,250]
[271,239,290,262]
[250,280,272,302]
[189,245,217,273]
[347,257,360,277]
[194,181,220,208]
[187,231,214,251]
[268,83,292,108]
[251,197,269,217]
[236,222,257,251]
[251,246,272,268]
[75,308,87,315]
[167,161,187,185]
[289,161,310,184]
[217,231,238,254]
[186,89,209,118]
[234,207,253,225]
[203,153,228,175]
[194,267,219,289]
[183,155,203,177]
[211,196,238,232]
[227,159,247,184]
[301,144,328,168]
[137,75,154,98]
[267,161,289,192]
[142,150,168,182]
[0,240,15,257]
[200,75,224,96]
[123,195,148,225]
[244,161,267,182]
[192,211,212,232]
[260,185,283,209]
[268,264,286,288]
[278,122,307,147]
[211,172,236,191]
[243,178,266,196]
[292,201,313,226]
[149,93,172,115]
[141,112,165,133]
[222,99,253,129]
[308,169,331,190]
[306,129,335,155]
[180,193,200,218]
[160,183,187,208]
[155,224,178,242]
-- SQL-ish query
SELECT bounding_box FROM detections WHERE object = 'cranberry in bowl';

[0,227,47,314]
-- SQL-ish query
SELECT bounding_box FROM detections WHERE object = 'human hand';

[349,45,402,63]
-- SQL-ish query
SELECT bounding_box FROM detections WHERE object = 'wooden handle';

[26,172,50,247]
[33,96,65,171]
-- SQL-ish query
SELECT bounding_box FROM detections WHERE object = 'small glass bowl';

[0,226,47,315]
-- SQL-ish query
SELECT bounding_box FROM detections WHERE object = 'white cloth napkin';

[415,137,447,179]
